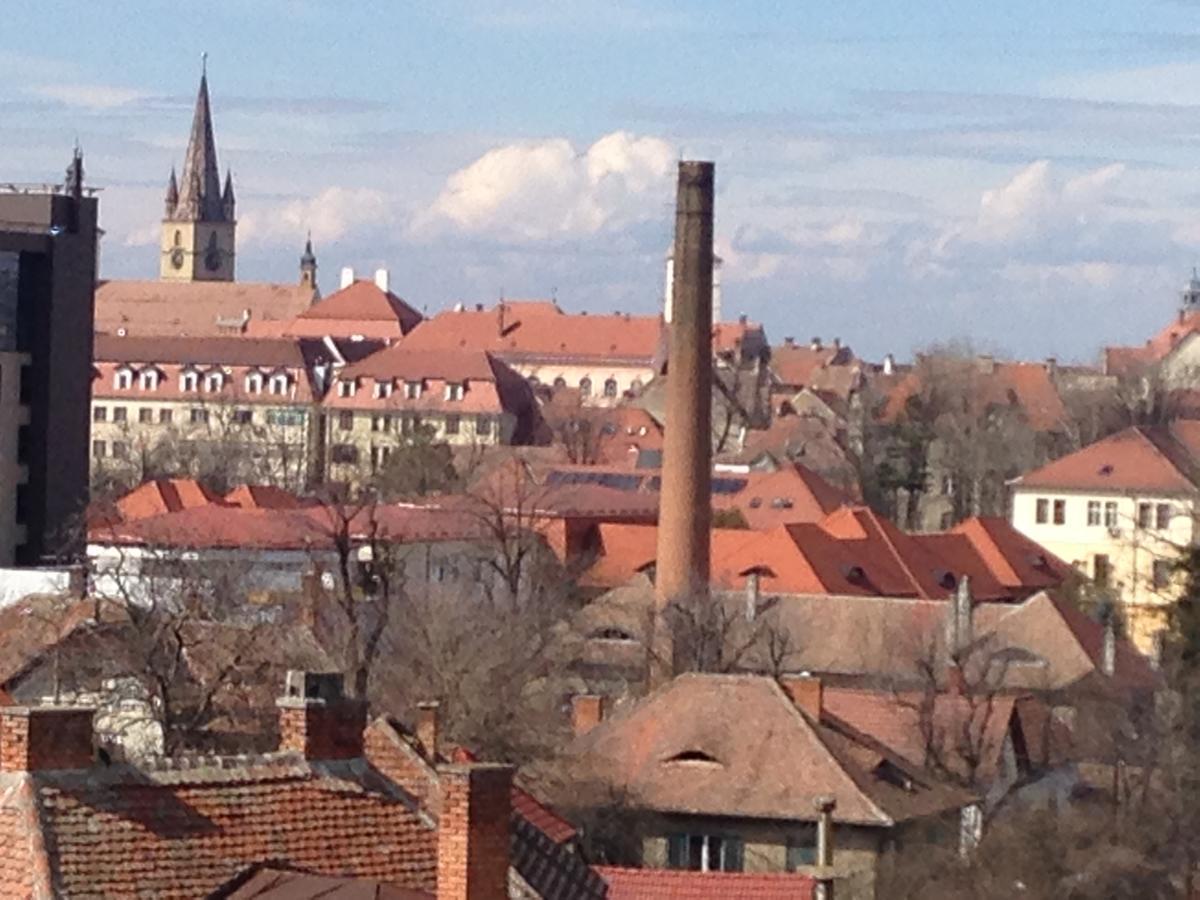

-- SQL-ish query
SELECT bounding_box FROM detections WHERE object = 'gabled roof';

[116,477,225,520]
[1014,424,1200,493]
[266,279,423,339]
[223,484,310,511]
[563,673,971,827]
[596,866,814,900]
[95,280,316,338]
[0,755,436,898]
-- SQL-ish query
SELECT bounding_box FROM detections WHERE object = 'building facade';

[0,151,98,564]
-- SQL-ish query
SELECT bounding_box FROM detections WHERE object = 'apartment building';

[322,344,536,484]
[0,152,98,564]
[91,334,344,491]
[1010,423,1200,653]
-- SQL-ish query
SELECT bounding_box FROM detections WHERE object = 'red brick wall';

[365,720,440,811]
[437,764,513,900]
[278,700,367,760]
[0,708,93,772]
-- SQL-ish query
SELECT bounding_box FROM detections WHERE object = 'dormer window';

[405,380,423,399]
[269,373,289,395]
[138,368,159,391]
[244,371,264,394]
[374,379,393,399]
[445,382,464,401]
[204,371,225,392]
[180,369,199,392]
[113,368,134,390]
[338,378,358,398]
[665,750,721,765]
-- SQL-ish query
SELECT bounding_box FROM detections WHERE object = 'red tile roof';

[1,755,437,898]
[115,477,225,521]
[223,484,310,510]
[254,280,423,341]
[95,279,316,337]
[1015,424,1200,493]
[222,866,431,898]
[596,866,815,900]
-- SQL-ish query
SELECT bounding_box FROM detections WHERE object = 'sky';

[5,1,1200,362]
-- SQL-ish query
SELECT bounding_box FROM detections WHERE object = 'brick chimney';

[437,762,514,900]
[417,701,440,757]
[570,694,604,737]
[277,671,367,761]
[780,674,823,720]
[655,161,714,613]
[0,706,94,772]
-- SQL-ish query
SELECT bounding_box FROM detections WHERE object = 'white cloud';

[28,83,150,111]
[1044,61,1200,108]
[239,186,394,245]
[413,131,675,242]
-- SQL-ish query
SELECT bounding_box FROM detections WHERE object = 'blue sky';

[5,1,1200,361]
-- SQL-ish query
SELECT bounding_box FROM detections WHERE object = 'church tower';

[160,60,236,282]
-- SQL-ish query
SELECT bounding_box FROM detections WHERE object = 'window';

[114,368,133,390]
[331,444,359,464]
[269,373,289,395]
[1157,503,1173,530]
[138,369,159,391]
[373,379,392,399]
[138,408,153,424]
[477,416,493,437]
[159,408,173,425]
[666,834,744,873]
[1137,502,1152,529]
[190,408,208,425]
[91,440,106,459]
[1035,498,1049,524]
[204,371,224,392]
[337,410,354,431]
[786,827,818,870]
[553,376,567,389]
[579,377,592,398]
[1087,501,1101,526]
[1104,501,1118,528]
[1094,554,1111,587]
[266,409,304,427]
[405,380,422,399]
[244,372,264,394]
[112,406,127,423]
[92,406,107,423]
[337,378,357,398]
[941,475,955,497]
[112,441,129,460]
[603,377,619,398]
[445,382,464,401]
[1154,559,1174,590]
[232,409,253,425]
[371,415,391,433]
[445,414,460,435]
[1053,499,1066,525]
[370,445,392,471]
[180,370,199,392]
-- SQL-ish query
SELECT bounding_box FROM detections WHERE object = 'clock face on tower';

[170,248,185,270]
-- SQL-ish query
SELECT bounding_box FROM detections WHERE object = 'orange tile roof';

[0,755,437,898]
[252,279,423,340]
[222,484,310,510]
[115,477,225,520]
[596,866,815,900]
[1015,424,1200,493]
[770,343,854,388]
[95,279,316,337]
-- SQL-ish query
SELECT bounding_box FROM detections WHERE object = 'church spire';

[175,58,226,222]
[222,168,235,220]
[164,167,179,217]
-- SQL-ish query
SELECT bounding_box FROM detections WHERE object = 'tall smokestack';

[655,161,714,614]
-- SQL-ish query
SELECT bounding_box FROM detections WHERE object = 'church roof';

[169,70,229,223]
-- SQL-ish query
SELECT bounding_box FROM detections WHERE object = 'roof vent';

[1099,464,1114,476]
[453,302,465,312]
[842,564,867,584]
[339,266,355,289]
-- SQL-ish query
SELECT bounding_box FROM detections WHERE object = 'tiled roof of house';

[223,484,310,510]
[769,342,856,389]
[0,755,437,898]
[1014,423,1200,493]
[220,865,431,898]
[94,334,312,368]
[562,673,972,828]
[115,477,225,520]
[596,866,815,900]
[95,279,316,337]
[1104,311,1200,376]
[290,279,422,332]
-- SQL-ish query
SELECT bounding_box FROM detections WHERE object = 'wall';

[0,350,28,564]
[1011,486,1195,651]
[512,360,653,408]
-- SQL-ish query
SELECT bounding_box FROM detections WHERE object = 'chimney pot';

[571,695,604,737]
[779,674,823,719]
[738,313,748,325]
[810,337,822,351]
[882,353,895,375]
[0,706,95,772]
[813,796,837,900]
[417,700,440,757]
[437,763,514,900]
[375,267,390,293]
[277,670,366,761]
[340,266,355,289]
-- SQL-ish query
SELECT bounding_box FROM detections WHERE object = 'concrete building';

[1010,423,1200,653]
[0,151,98,564]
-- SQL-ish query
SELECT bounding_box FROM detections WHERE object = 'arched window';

[204,371,225,392]
[579,377,592,398]
[113,368,133,390]
[173,230,181,247]
[603,377,619,398]
[269,373,290,395]
[553,376,567,390]
[180,369,199,392]
[138,369,159,391]
[244,371,264,394]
